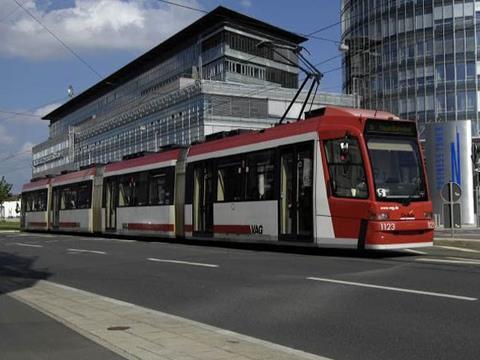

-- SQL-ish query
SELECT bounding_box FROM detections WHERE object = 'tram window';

[324,138,368,199]
[58,182,92,210]
[133,172,149,206]
[77,182,92,209]
[61,188,76,210]
[217,157,244,202]
[246,150,275,200]
[118,176,134,206]
[23,189,47,212]
[149,169,173,205]
[185,165,194,204]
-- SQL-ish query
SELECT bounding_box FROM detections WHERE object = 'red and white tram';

[21,107,434,249]
[21,178,50,231]
[50,167,103,233]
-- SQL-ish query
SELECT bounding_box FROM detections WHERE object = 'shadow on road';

[117,234,412,259]
[0,251,51,296]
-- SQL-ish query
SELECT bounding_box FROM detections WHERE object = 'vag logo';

[450,129,461,185]
[250,225,263,234]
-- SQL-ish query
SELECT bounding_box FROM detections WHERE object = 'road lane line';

[306,277,477,301]
[448,257,480,264]
[416,258,480,265]
[404,249,428,255]
[12,242,43,248]
[436,245,480,253]
[67,248,106,255]
[147,257,218,268]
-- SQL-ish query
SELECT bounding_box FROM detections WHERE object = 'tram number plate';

[380,222,396,231]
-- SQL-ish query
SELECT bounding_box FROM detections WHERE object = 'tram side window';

[134,172,149,206]
[118,175,135,206]
[246,150,275,200]
[117,168,175,207]
[149,169,174,205]
[324,138,368,199]
[217,157,244,202]
[23,190,47,212]
[59,181,92,209]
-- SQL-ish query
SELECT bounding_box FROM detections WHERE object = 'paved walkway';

[0,294,122,360]
[7,279,330,360]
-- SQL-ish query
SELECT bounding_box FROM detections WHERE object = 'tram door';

[105,178,117,231]
[52,188,60,229]
[193,162,214,236]
[279,142,314,242]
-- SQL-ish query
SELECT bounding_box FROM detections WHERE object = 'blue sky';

[0,0,343,192]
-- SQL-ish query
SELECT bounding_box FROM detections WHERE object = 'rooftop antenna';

[257,42,323,125]
[67,85,74,98]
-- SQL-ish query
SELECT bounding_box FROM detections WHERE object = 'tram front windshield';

[367,137,427,202]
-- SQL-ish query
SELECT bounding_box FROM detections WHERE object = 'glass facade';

[341,0,480,135]
[32,12,356,178]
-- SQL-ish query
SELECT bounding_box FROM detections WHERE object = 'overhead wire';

[12,0,103,79]
[156,0,208,13]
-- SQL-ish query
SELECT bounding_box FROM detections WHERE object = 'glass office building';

[33,6,355,178]
[341,0,480,136]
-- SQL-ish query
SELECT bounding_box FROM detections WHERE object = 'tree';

[0,176,13,207]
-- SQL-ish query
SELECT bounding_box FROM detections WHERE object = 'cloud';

[1,102,64,126]
[239,0,252,7]
[0,0,202,60]
[20,141,34,156]
[0,125,15,145]
[33,102,63,118]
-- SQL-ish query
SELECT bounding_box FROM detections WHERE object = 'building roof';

[42,6,307,123]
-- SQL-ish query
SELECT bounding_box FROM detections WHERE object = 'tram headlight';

[369,212,389,220]
[424,212,433,220]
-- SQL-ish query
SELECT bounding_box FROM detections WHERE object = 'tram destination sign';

[365,119,417,137]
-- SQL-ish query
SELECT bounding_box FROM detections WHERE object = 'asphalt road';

[1,232,480,360]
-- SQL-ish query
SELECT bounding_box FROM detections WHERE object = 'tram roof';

[22,177,51,192]
[51,167,97,186]
[104,148,181,174]
[188,106,403,158]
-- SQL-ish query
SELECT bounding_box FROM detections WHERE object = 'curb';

[434,238,480,251]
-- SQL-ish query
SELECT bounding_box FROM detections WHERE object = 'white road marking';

[12,242,43,248]
[436,245,480,253]
[67,248,106,255]
[306,277,477,301]
[147,257,218,268]
[404,249,428,255]
[416,258,480,265]
[448,257,480,264]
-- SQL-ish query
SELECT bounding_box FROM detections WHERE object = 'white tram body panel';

[24,211,49,230]
[115,205,176,237]
[54,209,93,232]
[212,201,278,241]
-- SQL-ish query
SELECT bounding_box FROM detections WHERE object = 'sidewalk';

[7,279,330,360]
[0,294,122,360]
[434,227,480,251]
